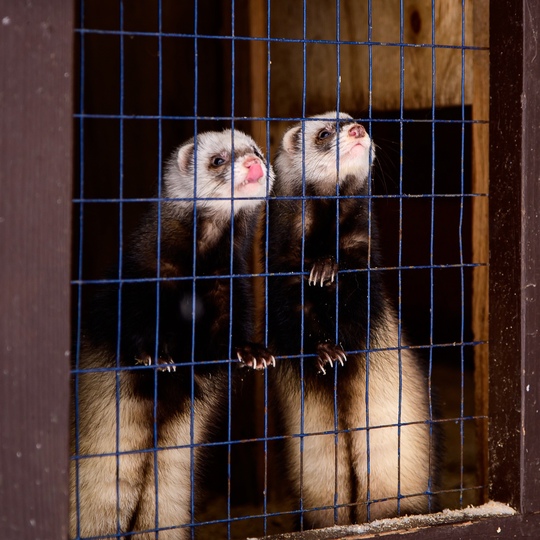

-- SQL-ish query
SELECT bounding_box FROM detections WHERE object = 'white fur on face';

[165,130,275,215]
[275,111,375,192]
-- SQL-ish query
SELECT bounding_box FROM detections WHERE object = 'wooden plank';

[488,0,524,511]
[247,0,272,506]
[258,511,540,539]
[470,0,489,505]
[520,0,540,515]
[488,0,540,515]
[268,0,473,125]
[248,0,268,148]
[0,2,73,539]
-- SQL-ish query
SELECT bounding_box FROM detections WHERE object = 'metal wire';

[73,1,488,537]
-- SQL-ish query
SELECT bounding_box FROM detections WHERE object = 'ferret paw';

[135,355,152,367]
[309,257,338,287]
[134,354,176,372]
[236,343,276,370]
[156,356,176,372]
[316,342,347,375]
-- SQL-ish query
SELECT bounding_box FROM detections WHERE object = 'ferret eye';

[211,156,226,167]
[252,146,264,160]
[317,129,332,140]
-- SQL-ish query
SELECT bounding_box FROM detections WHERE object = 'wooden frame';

[1,1,539,538]
[0,2,74,539]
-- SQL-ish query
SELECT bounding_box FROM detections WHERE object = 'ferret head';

[274,111,375,194]
[165,130,274,215]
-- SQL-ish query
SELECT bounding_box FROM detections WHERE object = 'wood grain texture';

[471,0,489,505]
[0,2,73,539]
[268,0,473,118]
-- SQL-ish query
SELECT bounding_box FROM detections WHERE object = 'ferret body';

[268,112,437,528]
[70,130,275,539]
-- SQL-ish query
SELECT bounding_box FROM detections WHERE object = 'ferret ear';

[176,141,195,174]
[281,126,301,155]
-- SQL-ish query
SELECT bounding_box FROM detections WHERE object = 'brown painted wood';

[0,2,74,539]
[248,0,268,149]
[246,0,272,504]
[488,0,523,511]
[520,0,540,515]
[489,0,536,513]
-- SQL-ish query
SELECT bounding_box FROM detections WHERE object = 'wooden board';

[0,2,73,538]
[264,0,473,127]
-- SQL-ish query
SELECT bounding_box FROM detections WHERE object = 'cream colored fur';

[69,343,219,539]
[275,310,434,528]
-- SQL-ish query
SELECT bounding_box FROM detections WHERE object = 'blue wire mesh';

[73,1,488,538]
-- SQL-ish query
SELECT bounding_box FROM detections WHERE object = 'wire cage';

[72,1,489,538]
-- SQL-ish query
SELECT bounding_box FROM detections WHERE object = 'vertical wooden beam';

[520,0,540,515]
[471,0,489,505]
[490,0,540,517]
[248,0,268,149]
[248,0,269,507]
[489,0,540,508]
[0,2,73,538]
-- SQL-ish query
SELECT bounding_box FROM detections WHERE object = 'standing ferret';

[71,130,275,539]
[268,112,437,528]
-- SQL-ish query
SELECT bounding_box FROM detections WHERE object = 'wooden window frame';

[1,1,539,538]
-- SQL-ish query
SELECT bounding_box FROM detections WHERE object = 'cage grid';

[72,1,488,538]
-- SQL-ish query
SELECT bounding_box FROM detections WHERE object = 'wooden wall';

[1,3,73,538]
[245,0,483,150]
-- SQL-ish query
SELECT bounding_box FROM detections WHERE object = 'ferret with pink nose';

[267,112,437,529]
[71,130,275,539]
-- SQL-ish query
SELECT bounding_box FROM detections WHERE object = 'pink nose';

[349,124,366,138]
[244,158,264,182]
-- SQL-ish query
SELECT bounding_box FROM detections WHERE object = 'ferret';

[267,112,437,529]
[70,130,275,539]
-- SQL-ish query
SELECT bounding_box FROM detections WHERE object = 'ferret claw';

[135,355,152,366]
[316,342,347,374]
[157,356,176,372]
[236,343,276,370]
[309,257,338,287]
[135,354,176,372]
[322,354,333,368]
[159,364,176,373]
